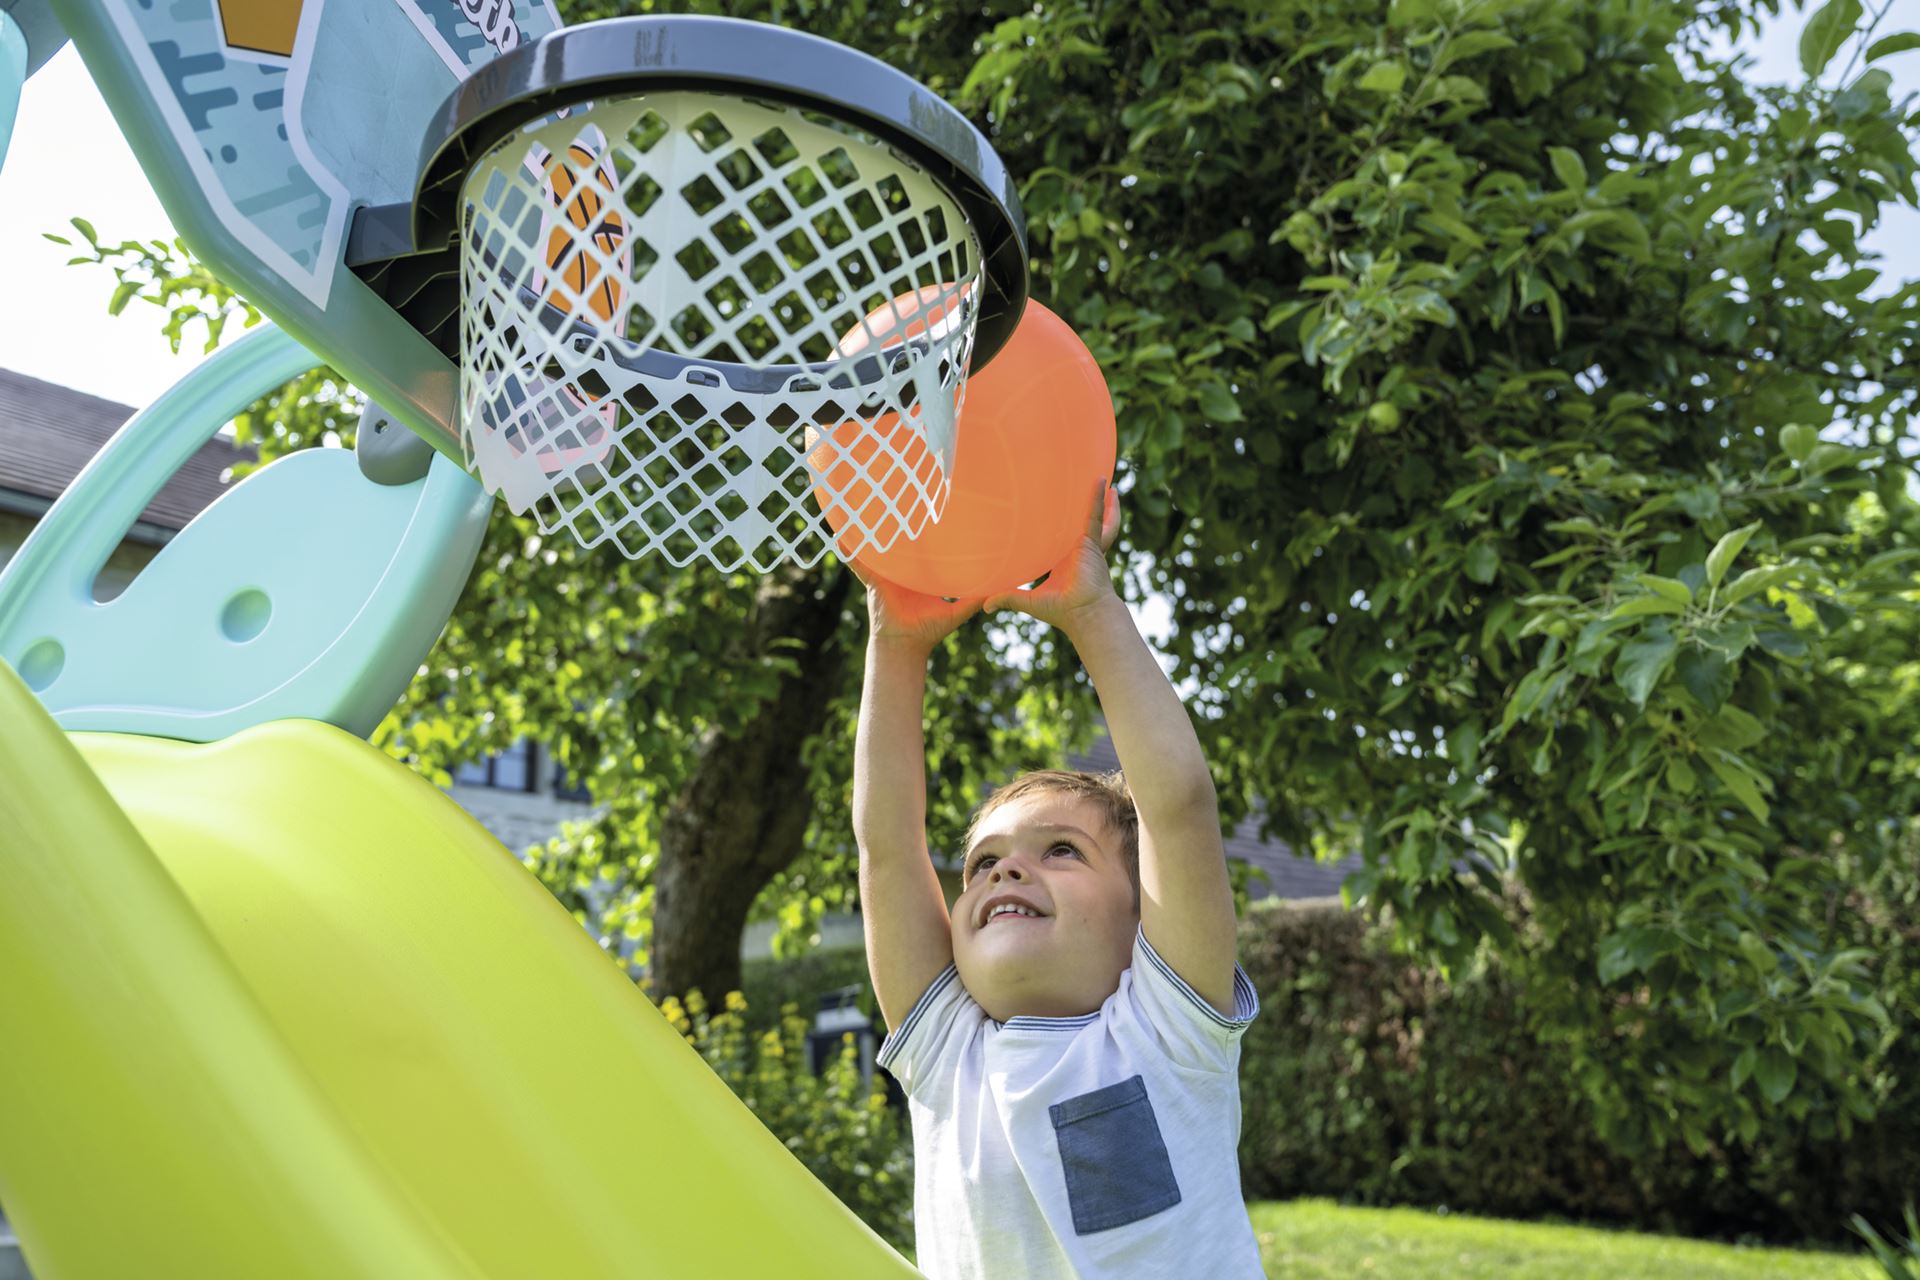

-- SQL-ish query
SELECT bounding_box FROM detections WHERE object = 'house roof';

[1065,732,1361,904]
[0,366,254,539]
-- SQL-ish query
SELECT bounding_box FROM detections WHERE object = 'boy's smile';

[977,890,1050,926]
[951,793,1137,1020]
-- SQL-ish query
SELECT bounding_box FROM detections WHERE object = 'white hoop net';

[458,91,982,571]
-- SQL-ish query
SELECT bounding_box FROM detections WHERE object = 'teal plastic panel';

[0,10,24,173]
[0,325,494,741]
[43,0,563,462]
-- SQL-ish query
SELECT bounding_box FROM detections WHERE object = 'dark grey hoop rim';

[413,14,1029,375]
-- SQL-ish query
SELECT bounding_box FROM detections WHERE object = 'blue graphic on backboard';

[105,0,560,309]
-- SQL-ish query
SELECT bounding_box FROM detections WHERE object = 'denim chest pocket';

[1048,1074,1182,1235]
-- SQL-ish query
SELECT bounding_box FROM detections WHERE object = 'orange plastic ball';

[812,299,1115,599]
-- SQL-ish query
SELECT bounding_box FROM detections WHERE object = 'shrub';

[1237,897,1920,1245]
[1237,900,1659,1224]
[658,987,913,1253]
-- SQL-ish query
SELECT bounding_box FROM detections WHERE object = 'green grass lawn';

[1251,1199,1875,1279]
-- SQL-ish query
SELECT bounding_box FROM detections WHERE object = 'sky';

[1,41,189,404]
[0,8,1914,411]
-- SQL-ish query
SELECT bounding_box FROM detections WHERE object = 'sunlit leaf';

[1799,0,1863,76]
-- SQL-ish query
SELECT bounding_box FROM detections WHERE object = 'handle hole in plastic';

[18,638,64,691]
[220,588,272,643]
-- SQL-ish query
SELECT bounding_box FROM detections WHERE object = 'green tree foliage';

[76,0,1919,1154]
[912,0,1918,1156]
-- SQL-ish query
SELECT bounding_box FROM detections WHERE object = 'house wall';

[449,781,596,859]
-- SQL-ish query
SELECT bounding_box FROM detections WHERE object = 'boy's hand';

[983,479,1121,633]
[851,559,982,654]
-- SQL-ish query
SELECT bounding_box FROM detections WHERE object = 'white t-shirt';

[876,926,1264,1280]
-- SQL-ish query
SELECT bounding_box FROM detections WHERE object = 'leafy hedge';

[1237,895,1920,1246]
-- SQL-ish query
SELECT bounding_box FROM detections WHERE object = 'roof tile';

[0,366,255,532]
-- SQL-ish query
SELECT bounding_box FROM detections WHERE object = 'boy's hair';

[963,769,1140,908]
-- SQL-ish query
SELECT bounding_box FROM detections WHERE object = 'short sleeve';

[1123,925,1259,1071]
[874,964,979,1096]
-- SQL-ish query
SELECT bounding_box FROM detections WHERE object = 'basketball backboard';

[44,0,566,460]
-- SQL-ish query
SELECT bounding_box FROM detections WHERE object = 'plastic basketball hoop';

[412,17,1029,572]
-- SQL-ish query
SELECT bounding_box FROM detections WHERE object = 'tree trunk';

[648,562,852,1002]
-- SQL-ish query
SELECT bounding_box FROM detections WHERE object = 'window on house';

[454,739,538,793]
[552,765,593,802]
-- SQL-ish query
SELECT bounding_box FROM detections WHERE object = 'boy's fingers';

[1084,479,1108,542]
[1099,484,1121,553]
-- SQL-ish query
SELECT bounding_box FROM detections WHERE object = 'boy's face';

[950,791,1138,1023]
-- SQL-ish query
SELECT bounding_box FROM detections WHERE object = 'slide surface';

[0,661,917,1278]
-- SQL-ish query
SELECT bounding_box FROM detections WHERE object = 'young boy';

[853,481,1264,1279]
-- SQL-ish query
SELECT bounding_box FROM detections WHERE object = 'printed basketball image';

[541,142,628,324]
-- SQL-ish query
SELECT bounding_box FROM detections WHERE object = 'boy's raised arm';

[853,576,977,1030]
[986,483,1240,1013]
[1064,593,1238,1011]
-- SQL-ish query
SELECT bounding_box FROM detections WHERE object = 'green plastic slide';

[0,660,919,1277]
